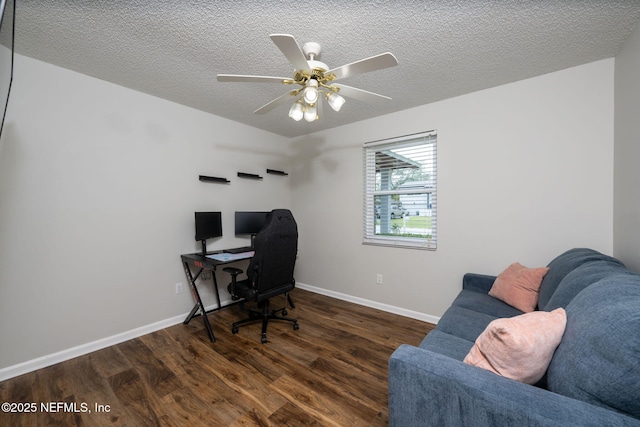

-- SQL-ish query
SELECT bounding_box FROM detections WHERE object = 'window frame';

[362,130,437,250]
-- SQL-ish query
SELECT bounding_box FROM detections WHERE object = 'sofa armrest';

[389,344,640,427]
[462,273,496,294]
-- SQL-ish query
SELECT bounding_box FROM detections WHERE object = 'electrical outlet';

[376,274,383,284]
[175,282,183,294]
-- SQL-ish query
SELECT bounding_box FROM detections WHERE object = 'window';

[363,131,437,249]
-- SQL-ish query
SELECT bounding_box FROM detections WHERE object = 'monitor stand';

[200,240,207,257]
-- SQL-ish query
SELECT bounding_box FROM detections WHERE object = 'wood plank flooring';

[0,289,434,426]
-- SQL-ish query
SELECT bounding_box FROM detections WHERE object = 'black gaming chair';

[224,209,299,343]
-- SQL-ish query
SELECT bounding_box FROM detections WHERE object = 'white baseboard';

[295,282,441,325]
[0,286,438,382]
[0,300,228,382]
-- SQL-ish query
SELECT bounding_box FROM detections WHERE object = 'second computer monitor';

[235,211,269,235]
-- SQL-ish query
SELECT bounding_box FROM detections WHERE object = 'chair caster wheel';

[293,323,299,331]
[232,326,238,334]
[282,309,288,316]
[261,334,267,344]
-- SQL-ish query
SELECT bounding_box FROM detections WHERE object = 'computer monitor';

[195,211,222,255]
[235,211,269,238]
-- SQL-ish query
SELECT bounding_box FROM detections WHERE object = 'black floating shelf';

[199,175,230,184]
[266,168,288,176]
[237,172,263,180]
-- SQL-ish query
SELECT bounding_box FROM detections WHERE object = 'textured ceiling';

[14,0,640,138]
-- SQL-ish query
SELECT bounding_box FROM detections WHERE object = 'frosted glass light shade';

[303,79,319,104]
[289,101,304,121]
[327,92,345,111]
[303,103,317,122]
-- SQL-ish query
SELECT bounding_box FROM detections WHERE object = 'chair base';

[231,300,299,344]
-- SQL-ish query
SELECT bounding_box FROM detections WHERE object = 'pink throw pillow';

[489,262,549,312]
[463,308,567,384]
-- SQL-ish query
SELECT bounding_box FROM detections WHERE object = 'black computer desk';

[180,250,254,342]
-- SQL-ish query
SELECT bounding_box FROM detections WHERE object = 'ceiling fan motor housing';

[300,42,329,80]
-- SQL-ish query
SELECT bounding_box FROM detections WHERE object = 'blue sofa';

[389,248,640,426]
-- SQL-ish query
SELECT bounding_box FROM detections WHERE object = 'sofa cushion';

[463,308,566,384]
[547,274,640,419]
[544,260,627,311]
[537,248,624,310]
[419,329,474,361]
[489,262,549,312]
[452,289,524,319]
[435,305,503,343]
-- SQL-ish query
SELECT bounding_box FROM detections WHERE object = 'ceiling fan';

[217,34,398,122]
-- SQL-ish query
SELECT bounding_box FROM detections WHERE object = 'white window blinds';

[363,131,437,249]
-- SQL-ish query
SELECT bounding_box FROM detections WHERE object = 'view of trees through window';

[364,132,437,249]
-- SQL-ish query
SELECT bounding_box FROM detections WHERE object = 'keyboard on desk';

[223,246,253,254]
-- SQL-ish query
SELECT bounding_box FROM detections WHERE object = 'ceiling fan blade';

[270,34,311,72]
[327,52,398,80]
[334,84,392,103]
[254,91,298,114]
[217,74,290,83]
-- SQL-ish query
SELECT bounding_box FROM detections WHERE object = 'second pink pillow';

[489,262,549,312]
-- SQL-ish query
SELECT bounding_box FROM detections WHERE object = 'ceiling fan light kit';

[217,34,398,123]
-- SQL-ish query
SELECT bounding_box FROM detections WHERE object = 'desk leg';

[182,261,216,342]
[182,262,201,324]
[212,266,222,309]
[184,304,200,324]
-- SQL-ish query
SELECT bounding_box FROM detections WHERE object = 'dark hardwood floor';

[0,289,434,426]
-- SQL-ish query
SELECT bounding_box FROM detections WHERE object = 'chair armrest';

[389,345,639,427]
[224,267,245,300]
[462,273,496,294]
[223,267,244,276]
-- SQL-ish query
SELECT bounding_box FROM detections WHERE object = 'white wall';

[291,59,615,319]
[0,55,291,370]
[614,21,640,272]
[0,54,618,375]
